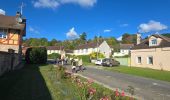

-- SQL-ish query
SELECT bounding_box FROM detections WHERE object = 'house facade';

[0,12,26,53]
[131,34,170,71]
[74,41,112,58]
[0,12,26,75]
[46,46,64,55]
[113,44,134,57]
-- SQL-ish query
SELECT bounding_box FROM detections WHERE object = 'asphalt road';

[66,65,170,100]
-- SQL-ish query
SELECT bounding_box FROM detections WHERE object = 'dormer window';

[151,39,157,46]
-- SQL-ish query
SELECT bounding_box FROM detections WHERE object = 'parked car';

[95,59,104,65]
[102,58,120,67]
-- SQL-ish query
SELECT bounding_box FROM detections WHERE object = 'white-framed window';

[136,56,142,64]
[0,29,7,39]
[151,39,157,45]
[147,56,153,65]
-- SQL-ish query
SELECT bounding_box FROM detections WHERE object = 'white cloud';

[60,0,97,7]
[33,0,97,9]
[117,36,122,41]
[33,0,59,9]
[0,9,5,15]
[29,26,40,34]
[120,24,129,27]
[104,29,111,33]
[138,20,168,33]
[66,27,78,39]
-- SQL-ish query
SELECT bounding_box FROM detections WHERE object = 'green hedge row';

[25,47,47,64]
[77,55,90,63]
[48,53,61,59]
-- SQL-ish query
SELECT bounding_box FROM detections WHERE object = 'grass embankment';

[0,64,133,100]
[105,66,170,82]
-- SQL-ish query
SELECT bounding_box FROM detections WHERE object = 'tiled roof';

[120,44,134,49]
[0,14,26,31]
[132,34,170,50]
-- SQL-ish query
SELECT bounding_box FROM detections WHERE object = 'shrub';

[89,52,105,59]
[25,47,47,64]
[77,55,90,63]
[48,53,61,59]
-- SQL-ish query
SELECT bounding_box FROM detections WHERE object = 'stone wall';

[0,44,20,53]
[0,50,21,76]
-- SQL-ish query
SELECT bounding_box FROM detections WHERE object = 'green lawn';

[0,64,134,100]
[104,66,170,82]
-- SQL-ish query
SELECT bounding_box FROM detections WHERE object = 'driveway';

[66,65,170,100]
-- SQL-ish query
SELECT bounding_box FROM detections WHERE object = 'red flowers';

[121,90,125,97]
[115,89,119,96]
[100,96,109,100]
[88,87,96,95]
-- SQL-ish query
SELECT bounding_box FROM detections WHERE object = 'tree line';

[23,33,170,50]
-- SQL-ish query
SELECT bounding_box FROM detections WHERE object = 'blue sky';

[0,0,170,41]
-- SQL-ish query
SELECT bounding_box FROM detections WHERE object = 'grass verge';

[104,66,170,82]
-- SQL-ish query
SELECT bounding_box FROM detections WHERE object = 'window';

[151,39,157,45]
[0,29,7,38]
[147,56,153,64]
[136,56,141,64]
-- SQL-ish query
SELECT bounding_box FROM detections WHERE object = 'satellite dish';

[16,17,22,23]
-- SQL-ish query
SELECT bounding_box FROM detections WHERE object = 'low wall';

[0,50,21,76]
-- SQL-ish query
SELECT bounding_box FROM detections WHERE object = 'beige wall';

[131,47,170,71]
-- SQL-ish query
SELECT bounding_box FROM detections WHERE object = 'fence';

[0,49,21,76]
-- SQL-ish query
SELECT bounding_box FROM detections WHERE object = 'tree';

[122,33,136,44]
[49,39,58,46]
[105,37,118,46]
[162,33,170,38]
[80,32,87,41]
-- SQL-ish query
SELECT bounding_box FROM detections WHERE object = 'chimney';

[137,33,141,45]
[16,11,21,18]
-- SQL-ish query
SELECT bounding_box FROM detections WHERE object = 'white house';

[73,41,112,58]
[113,44,134,57]
[46,46,64,55]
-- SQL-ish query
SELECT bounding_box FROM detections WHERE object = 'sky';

[0,0,170,41]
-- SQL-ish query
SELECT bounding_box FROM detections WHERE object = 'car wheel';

[109,64,112,67]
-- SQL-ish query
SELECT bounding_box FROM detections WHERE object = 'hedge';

[48,53,61,59]
[25,47,47,64]
[77,55,90,63]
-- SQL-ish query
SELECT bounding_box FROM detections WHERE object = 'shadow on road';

[0,64,52,100]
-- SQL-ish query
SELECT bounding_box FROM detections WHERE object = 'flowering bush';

[69,74,135,100]
[60,68,135,100]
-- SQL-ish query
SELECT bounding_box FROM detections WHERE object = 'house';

[113,44,134,57]
[0,12,26,75]
[46,46,64,55]
[130,33,170,71]
[73,41,112,58]
[0,12,26,53]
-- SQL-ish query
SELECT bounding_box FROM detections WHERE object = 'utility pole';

[97,32,99,59]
